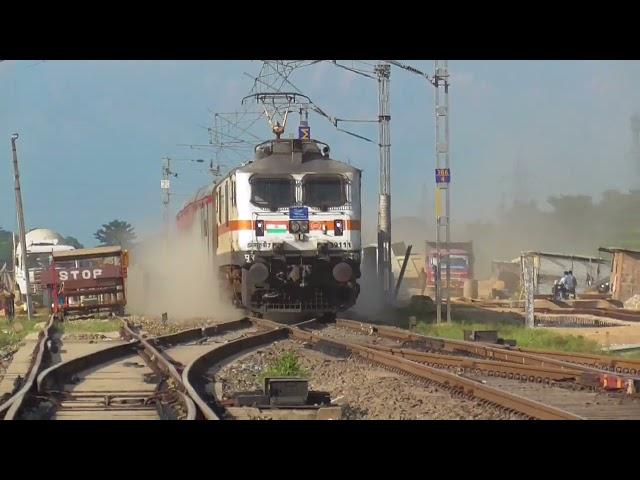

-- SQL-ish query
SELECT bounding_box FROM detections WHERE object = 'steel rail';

[0,314,58,420]
[285,324,581,420]
[334,318,639,381]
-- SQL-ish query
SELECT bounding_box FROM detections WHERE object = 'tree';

[63,236,84,249]
[0,227,13,266]
[94,220,136,248]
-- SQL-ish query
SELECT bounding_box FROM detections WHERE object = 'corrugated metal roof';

[599,246,640,255]
[521,251,609,263]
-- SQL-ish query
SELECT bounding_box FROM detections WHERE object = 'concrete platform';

[607,343,640,352]
[54,409,159,420]
[0,339,38,398]
[59,340,128,362]
[226,406,342,420]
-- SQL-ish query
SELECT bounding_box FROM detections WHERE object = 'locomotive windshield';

[303,175,346,209]
[250,177,295,209]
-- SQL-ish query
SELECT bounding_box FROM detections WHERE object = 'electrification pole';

[434,60,451,323]
[11,133,33,320]
[384,60,452,323]
[161,157,173,240]
[375,62,393,303]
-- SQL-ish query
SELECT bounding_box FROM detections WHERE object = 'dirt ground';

[216,340,521,420]
[547,324,640,347]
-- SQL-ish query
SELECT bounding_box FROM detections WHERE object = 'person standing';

[418,267,428,296]
[0,289,15,323]
[567,270,577,298]
[7,291,15,322]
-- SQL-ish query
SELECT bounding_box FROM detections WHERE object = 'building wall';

[611,251,640,302]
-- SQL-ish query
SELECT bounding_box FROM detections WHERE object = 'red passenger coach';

[40,246,128,316]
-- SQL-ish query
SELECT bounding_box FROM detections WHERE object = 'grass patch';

[0,314,49,350]
[617,350,640,360]
[416,320,604,355]
[59,319,121,334]
[260,351,308,382]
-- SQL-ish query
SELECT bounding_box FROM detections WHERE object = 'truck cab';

[425,241,474,296]
[14,229,75,306]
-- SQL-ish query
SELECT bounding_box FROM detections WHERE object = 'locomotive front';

[232,137,361,316]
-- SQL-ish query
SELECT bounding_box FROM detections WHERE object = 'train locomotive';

[176,133,361,317]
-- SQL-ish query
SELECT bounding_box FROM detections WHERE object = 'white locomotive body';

[177,138,361,315]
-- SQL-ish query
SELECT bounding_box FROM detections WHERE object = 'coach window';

[250,176,295,210]
[225,182,229,225]
[202,208,208,237]
[303,175,346,210]
[231,178,236,207]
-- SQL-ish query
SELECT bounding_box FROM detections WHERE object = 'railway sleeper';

[358,355,531,419]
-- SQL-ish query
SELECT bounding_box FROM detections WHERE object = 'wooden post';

[522,254,535,328]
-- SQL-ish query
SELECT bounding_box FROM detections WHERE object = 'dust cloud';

[126,232,237,322]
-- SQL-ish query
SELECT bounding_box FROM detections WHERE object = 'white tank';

[16,228,66,252]
[14,228,75,298]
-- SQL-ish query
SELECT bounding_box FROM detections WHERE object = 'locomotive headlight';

[334,220,344,236]
[255,220,265,237]
[249,262,269,283]
[289,220,309,234]
[332,262,353,282]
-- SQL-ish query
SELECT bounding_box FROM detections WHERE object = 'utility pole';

[11,133,33,320]
[434,60,451,324]
[384,60,452,323]
[375,62,393,303]
[161,156,207,235]
[161,157,174,237]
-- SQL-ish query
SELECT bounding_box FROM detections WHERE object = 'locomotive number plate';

[329,241,352,249]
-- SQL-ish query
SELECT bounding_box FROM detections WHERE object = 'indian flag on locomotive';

[266,222,288,234]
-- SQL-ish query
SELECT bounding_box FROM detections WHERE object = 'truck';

[14,229,75,308]
[425,241,474,297]
[40,246,128,316]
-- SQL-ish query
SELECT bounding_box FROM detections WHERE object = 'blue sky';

[2,60,640,247]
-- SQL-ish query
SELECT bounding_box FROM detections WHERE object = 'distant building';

[599,247,640,303]
[491,252,610,297]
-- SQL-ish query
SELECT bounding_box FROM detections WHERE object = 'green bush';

[260,351,308,380]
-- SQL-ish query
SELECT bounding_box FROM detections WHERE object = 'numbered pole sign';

[298,126,311,140]
[435,168,451,184]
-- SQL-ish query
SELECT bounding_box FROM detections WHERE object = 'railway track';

[462,298,640,324]
[4,314,640,420]
[309,318,640,419]
[4,317,265,420]
[0,314,57,420]
[334,318,640,378]
[247,317,581,419]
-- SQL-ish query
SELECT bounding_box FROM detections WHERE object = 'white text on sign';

[59,269,103,281]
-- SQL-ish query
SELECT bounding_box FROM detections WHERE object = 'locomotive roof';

[179,138,359,211]
[238,138,360,175]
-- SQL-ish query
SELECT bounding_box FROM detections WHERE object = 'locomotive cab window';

[250,176,295,210]
[303,175,346,210]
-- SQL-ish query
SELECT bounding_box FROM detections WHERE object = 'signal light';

[334,220,344,236]
[256,220,265,237]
